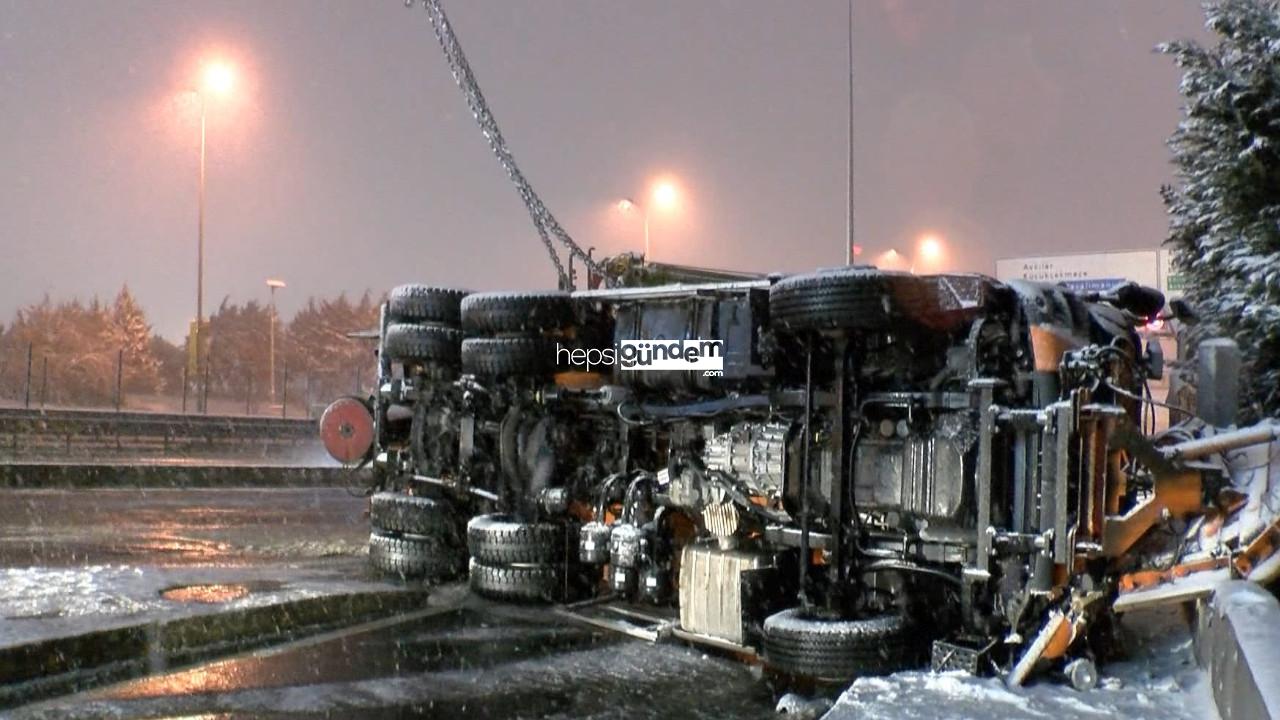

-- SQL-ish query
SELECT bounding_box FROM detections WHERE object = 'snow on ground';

[0,566,163,621]
[0,561,375,647]
[825,606,1216,720]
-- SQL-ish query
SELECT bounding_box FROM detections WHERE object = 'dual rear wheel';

[382,284,470,370]
[460,291,576,380]
[367,497,577,604]
[367,491,466,581]
[466,514,577,603]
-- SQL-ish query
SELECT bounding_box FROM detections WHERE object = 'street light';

[616,198,650,261]
[192,59,235,412]
[652,180,678,212]
[918,233,943,265]
[616,178,682,262]
[876,248,907,272]
[875,232,948,274]
[204,62,234,95]
[266,278,286,404]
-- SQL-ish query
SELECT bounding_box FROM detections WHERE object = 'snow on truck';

[316,0,1280,691]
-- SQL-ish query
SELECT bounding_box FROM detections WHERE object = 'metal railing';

[0,407,318,462]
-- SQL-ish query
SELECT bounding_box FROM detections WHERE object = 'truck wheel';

[368,531,465,580]
[467,558,565,603]
[460,337,555,378]
[370,492,456,539]
[383,323,462,365]
[762,608,918,680]
[769,268,935,332]
[467,513,565,565]
[388,285,469,325]
[461,291,574,334]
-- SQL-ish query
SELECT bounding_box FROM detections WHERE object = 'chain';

[408,0,615,289]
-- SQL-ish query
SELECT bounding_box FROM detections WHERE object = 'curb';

[0,463,369,488]
[0,588,427,709]
[1194,581,1280,720]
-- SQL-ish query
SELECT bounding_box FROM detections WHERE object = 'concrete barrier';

[0,462,369,488]
[0,588,428,709]
[1195,581,1280,720]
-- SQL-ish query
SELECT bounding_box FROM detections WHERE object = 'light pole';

[617,198,650,260]
[194,91,206,410]
[876,234,946,274]
[266,279,286,404]
[616,179,680,263]
[192,60,234,412]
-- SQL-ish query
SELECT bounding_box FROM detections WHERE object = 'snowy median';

[0,562,428,709]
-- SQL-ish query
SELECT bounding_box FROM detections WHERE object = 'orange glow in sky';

[918,233,944,263]
[651,179,679,211]
[203,61,235,96]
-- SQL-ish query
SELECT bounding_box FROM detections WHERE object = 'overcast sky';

[1,1,1210,340]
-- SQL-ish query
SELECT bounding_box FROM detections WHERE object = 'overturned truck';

[321,265,1280,687]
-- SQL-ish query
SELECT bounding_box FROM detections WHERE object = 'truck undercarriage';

[320,265,1280,689]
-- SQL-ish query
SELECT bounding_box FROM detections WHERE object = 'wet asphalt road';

[2,488,781,719]
[0,487,370,567]
[16,592,779,720]
[0,487,1220,719]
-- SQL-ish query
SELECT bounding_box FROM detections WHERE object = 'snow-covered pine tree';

[1161,0,1280,422]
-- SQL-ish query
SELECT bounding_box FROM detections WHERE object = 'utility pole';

[191,60,235,413]
[266,279,287,403]
[845,0,856,265]
[23,343,32,409]
[195,92,206,412]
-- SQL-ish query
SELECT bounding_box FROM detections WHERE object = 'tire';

[461,337,556,378]
[769,268,936,332]
[368,532,465,580]
[369,492,455,538]
[388,285,469,325]
[461,291,574,334]
[383,323,462,364]
[468,558,565,603]
[762,608,918,680]
[467,513,565,565]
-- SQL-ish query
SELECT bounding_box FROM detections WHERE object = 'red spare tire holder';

[319,396,375,464]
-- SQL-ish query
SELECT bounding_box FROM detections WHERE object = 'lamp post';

[617,198,650,260]
[876,234,946,274]
[192,60,234,412]
[266,278,286,404]
[616,179,680,263]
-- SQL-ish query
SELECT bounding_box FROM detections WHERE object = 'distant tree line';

[0,286,380,411]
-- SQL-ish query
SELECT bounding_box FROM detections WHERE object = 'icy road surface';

[14,599,779,720]
[0,487,369,567]
[0,561,383,647]
[0,487,373,647]
[12,596,1216,720]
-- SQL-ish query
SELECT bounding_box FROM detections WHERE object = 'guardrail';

[0,407,319,461]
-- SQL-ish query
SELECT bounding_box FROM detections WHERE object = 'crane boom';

[409,0,614,289]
